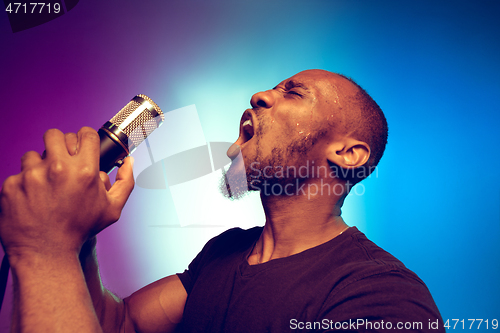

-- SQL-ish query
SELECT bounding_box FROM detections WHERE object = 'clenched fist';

[0,127,134,262]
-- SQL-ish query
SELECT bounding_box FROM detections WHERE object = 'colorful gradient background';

[1,0,499,330]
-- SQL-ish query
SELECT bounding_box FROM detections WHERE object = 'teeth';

[242,118,254,140]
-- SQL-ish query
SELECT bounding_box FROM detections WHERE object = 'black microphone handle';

[98,128,129,174]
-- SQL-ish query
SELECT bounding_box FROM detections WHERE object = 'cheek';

[290,103,319,135]
[263,122,295,144]
[288,116,315,137]
[268,112,309,137]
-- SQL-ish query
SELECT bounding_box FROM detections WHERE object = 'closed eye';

[273,84,305,98]
[286,90,303,97]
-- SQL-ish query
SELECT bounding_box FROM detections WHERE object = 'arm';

[9,249,102,332]
[8,219,187,333]
[80,237,187,333]
[79,237,125,333]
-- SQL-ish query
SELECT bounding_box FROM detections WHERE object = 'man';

[0,70,444,332]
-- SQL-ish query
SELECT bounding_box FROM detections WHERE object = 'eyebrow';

[274,80,310,91]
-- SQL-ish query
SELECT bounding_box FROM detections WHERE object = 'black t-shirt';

[177,227,444,332]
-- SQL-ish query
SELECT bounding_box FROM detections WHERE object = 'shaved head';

[299,70,388,183]
[339,75,388,167]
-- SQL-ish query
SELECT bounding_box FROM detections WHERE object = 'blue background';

[1,0,499,331]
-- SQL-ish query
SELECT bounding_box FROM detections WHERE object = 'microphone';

[99,94,164,173]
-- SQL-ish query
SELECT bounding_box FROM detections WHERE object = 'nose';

[250,90,275,109]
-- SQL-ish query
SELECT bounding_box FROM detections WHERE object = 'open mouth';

[241,112,255,144]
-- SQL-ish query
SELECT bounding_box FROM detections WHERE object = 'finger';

[75,127,100,171]
[20,151,43,171]
[106,156,135,220]
[65,132,78,156]
[99,171,112,191]
[43,129,68,159]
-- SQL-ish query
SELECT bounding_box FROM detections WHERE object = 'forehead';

[278,70,357,99]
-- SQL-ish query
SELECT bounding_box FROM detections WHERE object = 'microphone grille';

[109,94,164,149]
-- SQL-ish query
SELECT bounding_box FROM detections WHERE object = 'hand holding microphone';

[0,95,163,260]
[0,94,164,326]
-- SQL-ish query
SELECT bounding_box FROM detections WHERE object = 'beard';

[218,153,251,200]
[219,121,327,200]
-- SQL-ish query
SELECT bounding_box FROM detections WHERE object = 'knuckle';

[47,160,66,178]
[2,175,20,194]
[22,167,44,184]
[79,165,96,181]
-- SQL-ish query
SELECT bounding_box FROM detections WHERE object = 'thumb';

[105,156,135,222]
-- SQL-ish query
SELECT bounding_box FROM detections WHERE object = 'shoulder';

[319,228,444,331]
[332,228,436,306]
[322,270,444,332]
[214,226,263,241]
[333,228,424,287]
[203,226,262,253]
[177,227,261,294]
[179,226,261,272]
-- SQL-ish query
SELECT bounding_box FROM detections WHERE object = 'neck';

[250,178,349,265]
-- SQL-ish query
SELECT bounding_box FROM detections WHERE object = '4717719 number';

[5,3,61,14]
[444,319,498,330]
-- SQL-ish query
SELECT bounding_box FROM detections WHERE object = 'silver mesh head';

[109,95,164,149]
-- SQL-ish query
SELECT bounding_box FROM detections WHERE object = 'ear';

[326,138,370,169]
